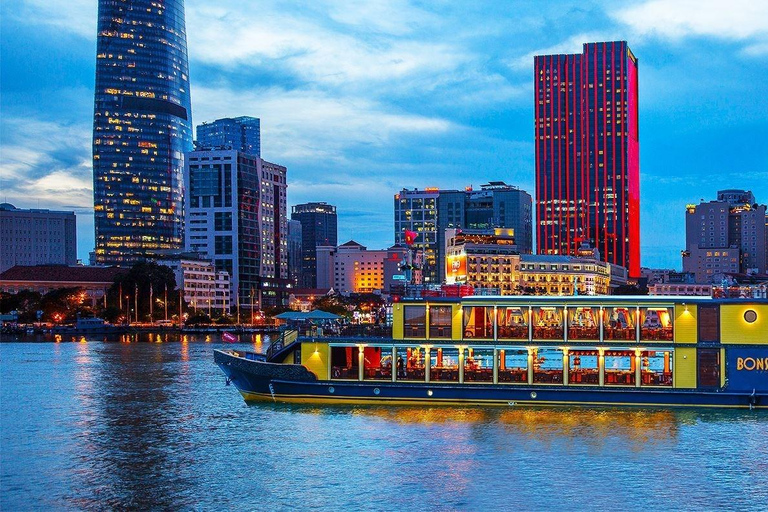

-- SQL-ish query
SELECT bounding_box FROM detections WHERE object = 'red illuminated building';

[535,41,640,277]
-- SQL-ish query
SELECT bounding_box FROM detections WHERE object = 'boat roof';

[402,295,768,305]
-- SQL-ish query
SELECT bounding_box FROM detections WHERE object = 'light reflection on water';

[1,340,767,510]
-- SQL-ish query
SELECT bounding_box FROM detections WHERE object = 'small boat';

[222,331,238,343]
[215,296,768,409]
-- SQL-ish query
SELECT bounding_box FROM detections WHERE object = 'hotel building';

[92,0,193,265]
[160,256,231,315]
[0,203,77,273]
[535,41,640,277]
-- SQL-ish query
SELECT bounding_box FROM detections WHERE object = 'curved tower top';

[93,0,193,266]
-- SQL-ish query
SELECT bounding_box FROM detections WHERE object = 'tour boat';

[215,296,768,409]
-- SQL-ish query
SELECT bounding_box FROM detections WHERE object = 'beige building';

[317,241,408,294]
[161,258,231,315]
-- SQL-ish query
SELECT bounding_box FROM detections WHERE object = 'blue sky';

[1,0,767,269]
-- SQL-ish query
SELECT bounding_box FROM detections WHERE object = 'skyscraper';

[185,149,289,307]
[196,117,261,156]
[92,0,193,266]
[535,41,640,277]
[291,203,338,288]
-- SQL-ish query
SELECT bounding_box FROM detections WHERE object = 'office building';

[288,219,303,287]
[316,241,409,294]
[92,0,193,265]
[394,188,439,283]
[185,149,288,308]
[291,203,338,288]
[196,117,261,156]
[535,41,640,277]
[683,190,767,283]
[395,183,532,284]
[0,203,77,273]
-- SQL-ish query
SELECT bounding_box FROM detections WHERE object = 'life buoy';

[332,368,341,378]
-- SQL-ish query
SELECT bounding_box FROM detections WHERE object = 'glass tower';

[534,41,640,277]
[92,0,193,266]
[196,117,261,156]
[291,203,337,288]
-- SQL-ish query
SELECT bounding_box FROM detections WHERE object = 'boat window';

[498,348,528,383]
[330,346,360,380]
[429,306,452,339]
[404,306,426,338]
[640,350,673,387]
[463,306,494,339]
[396,347,426,381]
[640,308,673,341]
[497,307,529,340]
[532,347,564,384]
[430,347,460,382]
[604,307,636,341]
[463,348,493,382]
[363,347,392,381]
[604,350,636,386]
[532,307,564,340]
[568,349,599,385]
[568,307,599,340]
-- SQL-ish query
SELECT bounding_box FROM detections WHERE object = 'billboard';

[445,253,467,284]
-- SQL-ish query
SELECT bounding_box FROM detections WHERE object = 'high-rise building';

[534,41,640,277]
[287,219,303,287]
[196,117,261,156]
[92,0,193,266]
[683,190,767,283]
[394,183,532,284]
[291,203,338,288]
[0,203,77,273]
[394,188,439,283]
[185,149,288,308]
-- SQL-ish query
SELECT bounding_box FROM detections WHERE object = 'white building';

[162,257,231,315]
[316,241,409,294]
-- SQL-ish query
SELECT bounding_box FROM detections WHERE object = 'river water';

[2,338,767,510]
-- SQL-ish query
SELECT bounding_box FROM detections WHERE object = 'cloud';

[611,0,768,40]
[0,117,93,208]
[192,85,453,162]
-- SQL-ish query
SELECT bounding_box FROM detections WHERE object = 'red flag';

[404,230,418,246]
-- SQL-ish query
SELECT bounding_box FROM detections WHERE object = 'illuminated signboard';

[445,254,467,284]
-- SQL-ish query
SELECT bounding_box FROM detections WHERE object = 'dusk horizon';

[2,0,767,270]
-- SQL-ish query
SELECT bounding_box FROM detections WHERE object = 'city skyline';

[2,0,768,269]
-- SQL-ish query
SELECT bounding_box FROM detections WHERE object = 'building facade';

[683,190,767,283]
[291,203,338,289]
[185,149,288,308]
[315,241,409,295]
[0,204,77,273]
[437,182,532,282]
[92,0,193,266]
[161,257,231,315]
[395,184,532,285]
[535,41,640,277]
[394,188,440,284]
[287,219,303,287]
[196,117,261,156]
[445,229,627,296]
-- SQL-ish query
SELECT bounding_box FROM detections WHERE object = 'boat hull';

[214,350,766,409]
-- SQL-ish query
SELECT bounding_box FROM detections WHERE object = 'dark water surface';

[2,339,768,511]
